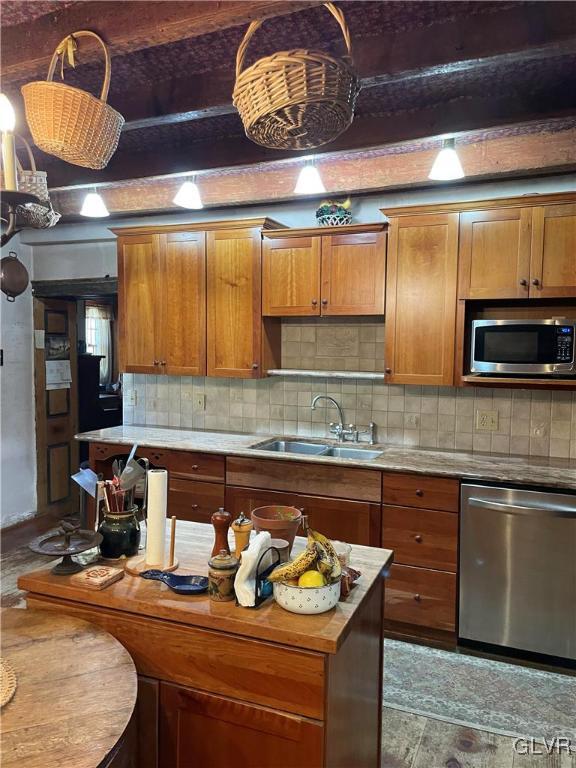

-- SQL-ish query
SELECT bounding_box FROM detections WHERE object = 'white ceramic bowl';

[273,580,340,615]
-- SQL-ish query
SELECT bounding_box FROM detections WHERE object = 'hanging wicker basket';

[233,2,360,150]
[0,135,48,200]
[21,30,124,169]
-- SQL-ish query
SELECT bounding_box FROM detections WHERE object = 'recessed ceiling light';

[173,179,203,209]
[428,138,465,181]
[80,191,109,218]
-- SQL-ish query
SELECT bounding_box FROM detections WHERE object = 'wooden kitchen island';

[18,522,392,768]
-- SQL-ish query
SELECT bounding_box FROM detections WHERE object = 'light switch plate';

[126,389,137,406]
[475,409,499,431]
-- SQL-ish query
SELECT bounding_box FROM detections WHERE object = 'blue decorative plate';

[140,570,209,595]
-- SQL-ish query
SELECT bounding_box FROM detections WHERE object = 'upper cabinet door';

[262,236,321,316]
[161,231,207,376]
[206,228,262,378]
[385,214,459,386]
[118,234,162,374]
[530,204,576,298]
[320,232,386,315]
[458,208,532,299]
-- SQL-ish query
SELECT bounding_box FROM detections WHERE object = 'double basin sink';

[250,439,382,461]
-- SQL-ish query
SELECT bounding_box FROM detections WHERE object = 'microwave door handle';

[468,498,576,519]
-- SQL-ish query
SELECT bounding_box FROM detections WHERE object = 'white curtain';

[85,303,113,386]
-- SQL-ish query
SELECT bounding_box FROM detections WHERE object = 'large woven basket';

[21,30,124,169]
[233,2,360,150]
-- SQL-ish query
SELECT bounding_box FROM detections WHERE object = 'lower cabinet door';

[225,486,381,546]
[168,478,224,523]
[159,682,324,768]
[385,563,456,632]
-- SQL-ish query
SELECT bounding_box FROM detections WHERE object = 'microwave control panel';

[556,327,574,362]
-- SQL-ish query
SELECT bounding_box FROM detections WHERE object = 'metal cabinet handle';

[414,593,422,602]
[385,367,392,375]
[519,279,528,287]
[160,360,166,366]
[191,465,199,471]
[321,299,328,305]
[532,278,540,287]
[153,360,160,365]
[311,299,318,306]
[414,534,423,543]
[191,504,199,510]
[415,489,424,497]
[252,362,259,370]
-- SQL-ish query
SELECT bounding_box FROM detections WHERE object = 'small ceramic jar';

[98,506,141,559]
[208,549,239,602]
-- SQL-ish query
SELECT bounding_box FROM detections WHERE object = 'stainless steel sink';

[250,439,382,460]
[323,446,382,460]
[252,439,329,455]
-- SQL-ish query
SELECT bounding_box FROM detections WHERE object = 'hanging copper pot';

[1,251,29,302]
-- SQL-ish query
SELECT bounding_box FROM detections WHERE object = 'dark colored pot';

[1,252,29,302]
[98,507,140,559]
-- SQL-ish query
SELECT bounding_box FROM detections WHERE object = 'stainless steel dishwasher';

[460,483,576,660]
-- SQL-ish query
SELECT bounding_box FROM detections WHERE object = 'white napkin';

[234,531,272,607]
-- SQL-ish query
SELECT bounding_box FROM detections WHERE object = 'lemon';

[298,570,326,588]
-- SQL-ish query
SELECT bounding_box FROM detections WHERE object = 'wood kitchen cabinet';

[207,225,281,378]
[262,224,386,317]
[226,485,381,546]
[459,202,576,300]
[530,203,576,298]
[384,213,459,385]
[117,230,206,376]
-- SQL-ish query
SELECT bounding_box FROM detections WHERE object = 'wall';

[0,236,37,526]
[123,372,576,459]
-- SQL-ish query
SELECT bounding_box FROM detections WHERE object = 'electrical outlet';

[126,389,137,406]
[475,409,499,431]
[194,394,206,411]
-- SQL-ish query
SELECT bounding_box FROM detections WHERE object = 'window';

[85,302,113,386]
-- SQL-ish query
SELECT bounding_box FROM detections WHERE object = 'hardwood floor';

[2,530,573,768]
[381,708,576,768]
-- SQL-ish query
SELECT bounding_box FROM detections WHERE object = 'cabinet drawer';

[227,457,382,502]
[226,486,381,546]
[383,472,459,512]
[148,449,225,482]
[168,479,225,524]
[382,505,457,572]
[26,596,325,721]
[89,442,129,462]
[385,564,456,632]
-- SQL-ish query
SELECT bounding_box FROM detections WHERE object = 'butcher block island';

[19,521,392,768]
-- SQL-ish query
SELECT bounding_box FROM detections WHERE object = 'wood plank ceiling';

[2,1,576,218]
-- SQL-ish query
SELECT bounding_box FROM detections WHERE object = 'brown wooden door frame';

[34,298,79,517]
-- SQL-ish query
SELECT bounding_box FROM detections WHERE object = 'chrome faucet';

[311,395,353,443]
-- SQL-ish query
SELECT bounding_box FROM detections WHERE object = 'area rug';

[382,638,576,742]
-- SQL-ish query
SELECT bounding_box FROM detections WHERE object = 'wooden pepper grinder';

[231,511,253,559]
[210,507,232,557]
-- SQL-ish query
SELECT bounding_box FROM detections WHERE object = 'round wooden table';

[1,608,137,768]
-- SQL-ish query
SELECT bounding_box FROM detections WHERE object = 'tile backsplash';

[123,374,576,460]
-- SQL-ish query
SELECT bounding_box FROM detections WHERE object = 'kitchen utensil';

[1,251,29,302]
[211,507,232,557]
[140,570,209,595]
[273,579,340,615]
[168,516,177,567]
[29,521,102,575]
[71,467,98,497]
[231,511,253,558]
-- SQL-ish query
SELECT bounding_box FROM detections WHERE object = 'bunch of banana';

[309,529,341,583]
[267,529,342,584]
[267,534,317,582]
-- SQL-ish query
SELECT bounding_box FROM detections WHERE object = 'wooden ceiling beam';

[46,88,576,189]
[49,124,576,218]
[0,0,319,83]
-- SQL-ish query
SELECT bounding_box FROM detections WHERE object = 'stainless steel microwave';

[470,319,576,376]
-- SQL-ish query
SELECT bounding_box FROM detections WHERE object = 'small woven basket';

[317,210,352,227]
[21,30,124,169]
[0,135,48,200]
[233,2,360,150]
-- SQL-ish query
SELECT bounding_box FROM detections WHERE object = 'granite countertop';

[18,522,392,655]
[76,425,576,491]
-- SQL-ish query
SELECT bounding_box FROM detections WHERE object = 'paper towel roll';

[146,469,167,566]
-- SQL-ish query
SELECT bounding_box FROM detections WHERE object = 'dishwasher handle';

[468,497,576,519]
